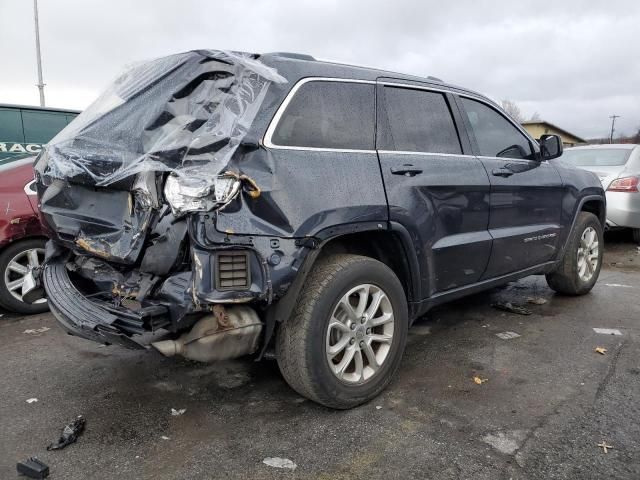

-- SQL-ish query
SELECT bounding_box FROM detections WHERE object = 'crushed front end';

[33,50,298,360]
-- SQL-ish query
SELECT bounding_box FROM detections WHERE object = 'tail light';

[607,176,639,192]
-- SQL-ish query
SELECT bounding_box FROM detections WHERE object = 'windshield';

[562,148,631,167]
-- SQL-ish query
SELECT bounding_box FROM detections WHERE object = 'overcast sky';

[1,0,638,139]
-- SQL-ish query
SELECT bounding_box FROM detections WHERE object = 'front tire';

[0,238,48,314]
[276,254,408,409]
[546,212,603,295]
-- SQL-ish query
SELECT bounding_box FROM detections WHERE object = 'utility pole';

[33,0,45,107]
[609,115,620,144]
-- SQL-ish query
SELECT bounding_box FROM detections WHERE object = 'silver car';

[562,144,640,242]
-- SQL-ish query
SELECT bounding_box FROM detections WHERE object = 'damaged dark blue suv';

[32,50,605,408]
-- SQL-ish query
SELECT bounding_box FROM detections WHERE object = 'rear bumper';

[43,260,169,349]
[606,191,640,229]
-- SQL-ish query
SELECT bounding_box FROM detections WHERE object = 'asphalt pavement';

[1,230,639,479]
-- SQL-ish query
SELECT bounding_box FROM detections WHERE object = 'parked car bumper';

[605,191,640,229]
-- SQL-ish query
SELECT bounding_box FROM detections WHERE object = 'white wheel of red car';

[0,239,48,314]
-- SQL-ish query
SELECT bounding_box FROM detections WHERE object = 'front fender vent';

[215,251,250,291]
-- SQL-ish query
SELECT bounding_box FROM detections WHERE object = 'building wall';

[522,123,583,147]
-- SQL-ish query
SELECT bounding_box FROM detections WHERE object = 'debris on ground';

[263,457,297,470]
[597,441,614,453]
[26,398,38,404]
[595,347,608,355]
[593,328,623,336]
[171,408,186,416]
[603,283,633,288]
[16,457,49,479]
[23,327,50,335]
[496,331,521,340]
[161,436,170,440]
[375,405,382,410]
[47,416,86,451]
[491,302,532,315]
[526,297,547,305]
[473,376,488,385]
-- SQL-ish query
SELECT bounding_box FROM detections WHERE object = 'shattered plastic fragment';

[16,457,49,479]
[473,376,488,385]
[24,327,50,334]
[496,331,520,340]
[26,398,38,404]
[171,408,186,416]
[526,297,547,305]
[47,416,86,451]
[491,302,531,315]
[595,347,607,355]
[597,441,613,453]
[262,457,297,470]
[161,436,170,440]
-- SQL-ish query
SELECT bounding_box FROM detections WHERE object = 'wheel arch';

[580,197,606,227]
[259,223,421,359]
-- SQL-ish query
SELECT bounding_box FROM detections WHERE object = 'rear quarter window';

[378,87,462,154]
[270,81,375,150]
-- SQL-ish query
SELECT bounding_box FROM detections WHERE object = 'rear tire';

[546,212,603,295]
[0,238,48,314]
[276,254,408,409]
[632,228,640,244]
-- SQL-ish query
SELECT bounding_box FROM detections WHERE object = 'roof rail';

[265,52,316,61]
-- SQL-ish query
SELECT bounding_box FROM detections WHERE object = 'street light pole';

[33,0,46,107]
[609,115,620,144]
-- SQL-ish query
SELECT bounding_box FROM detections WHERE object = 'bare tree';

[500,99,524,122]
[529,111,542,122]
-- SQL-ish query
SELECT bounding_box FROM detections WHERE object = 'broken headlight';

[163,173,241,216]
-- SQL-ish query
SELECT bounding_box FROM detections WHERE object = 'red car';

[0,157,48,314]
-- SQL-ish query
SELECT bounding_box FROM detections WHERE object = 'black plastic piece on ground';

[47,416,86,451]
[16,457,49,478]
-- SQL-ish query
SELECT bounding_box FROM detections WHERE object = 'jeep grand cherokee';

[31,50,605,408]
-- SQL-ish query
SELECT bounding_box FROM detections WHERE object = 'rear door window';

[22,110,69,143]
[0,108,25,143]
[270,81,375,150]
[460,97,534,160]
[378,86,462,154]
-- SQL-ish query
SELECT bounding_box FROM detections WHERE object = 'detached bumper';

[43,261,169,349]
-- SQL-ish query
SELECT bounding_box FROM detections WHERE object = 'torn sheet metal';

[35,51,286,262]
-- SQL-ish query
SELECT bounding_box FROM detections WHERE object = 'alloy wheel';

[577,226,599,282]
[325,283,395,384]
[4,247,46,304]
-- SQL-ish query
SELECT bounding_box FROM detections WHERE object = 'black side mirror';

[539,134,563,160]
